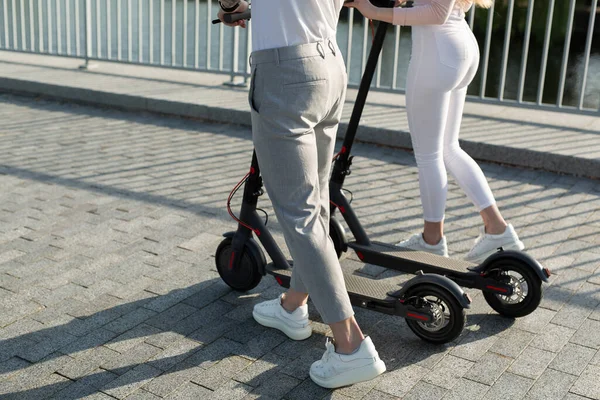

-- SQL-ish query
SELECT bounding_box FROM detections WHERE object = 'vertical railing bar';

[479,3,494,98]
[361,16,368,75]
[517,0,534,102]
[117,0,121,60]
[229,26,239,82]
[128,0,132,61]
[56,0,62,53]
[578,0,598,110]
[183,0,187,67]
[194,0,199,68]
[96,0,101,57]
[536,0,554,105]
[392,25,400,89]
[47,0,53,53]
[160,0,164,64]
[20,0,26,50]
[468,5,475,30]
[75,0,80,55]
[38,0,44,51]
[557,0,576,107]
[346,8,354,76]
[11,0,17,49]
[171,0,175,65]
[107,0,111,59]
[244,18,251,84]
[84,0,91,65]
[66,0,71,54]
[2,0,8,48]
[207,0,211,69]
[138,0,143,62]
[29,0,34,50]
[218,22,224,70]
[498,0,514,101]
[149,0,153,63]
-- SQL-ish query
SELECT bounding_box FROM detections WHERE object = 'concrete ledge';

[1,71,598,179]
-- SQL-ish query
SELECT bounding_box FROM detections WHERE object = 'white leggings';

[406,11,495,222]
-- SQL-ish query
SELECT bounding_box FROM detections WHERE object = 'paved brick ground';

[1,93,599,399]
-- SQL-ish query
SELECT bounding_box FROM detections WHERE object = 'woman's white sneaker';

[397,233,449,257]
[252,294,312,341]
[309,337,386,389]
[465,223,525,264]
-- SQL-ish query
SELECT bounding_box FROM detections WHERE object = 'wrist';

[219,1,240,13]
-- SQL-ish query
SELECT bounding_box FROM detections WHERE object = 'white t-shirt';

[250,0,344,52]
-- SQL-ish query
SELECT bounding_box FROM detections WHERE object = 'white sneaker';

[310,336,386,389]
[397,233,449,257]
[465,223,525,264]
[252,294,312,341]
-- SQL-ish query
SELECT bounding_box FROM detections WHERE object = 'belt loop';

[316,42,325,59]
[328,39,336,56]
[274,48,280,65]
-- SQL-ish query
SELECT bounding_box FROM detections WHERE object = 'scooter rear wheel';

[216,237,264,291]
[404,284,466,344]
[482,260,543,318]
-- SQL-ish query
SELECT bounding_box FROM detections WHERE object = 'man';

[218,0,386,389]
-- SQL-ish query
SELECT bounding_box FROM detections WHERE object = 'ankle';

[281,293,305,312]
[485,222,507,235]
[422,232,442,246]
[334,336,364,355]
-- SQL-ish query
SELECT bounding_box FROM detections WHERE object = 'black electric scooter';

[326,4,550,318]
[215,8,471,345]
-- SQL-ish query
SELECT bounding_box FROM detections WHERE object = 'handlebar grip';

[212,9,252,24]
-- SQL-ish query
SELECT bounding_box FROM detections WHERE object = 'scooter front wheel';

[482,260,543,318]
[404,284,466,344]
[215,237,265,291]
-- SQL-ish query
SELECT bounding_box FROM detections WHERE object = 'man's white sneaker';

[309,337,386,389]
[465,223,525,264]
[397,233,449,257]
[252,294,312,341]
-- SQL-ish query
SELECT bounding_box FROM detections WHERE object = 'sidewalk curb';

[1,76,598,179]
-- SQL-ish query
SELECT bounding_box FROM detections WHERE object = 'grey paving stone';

[120,388,163,399]
[569,319,600,349]
[449,330,499,362]
[280,347,324,381]
[570,364,600,399]
[524,368,578,400]
[164,382,213,400]
[103,307,158,334]
[508,346,556,379]
[485,372,534,400]
[191,355,251,390]
[489,328,535,358]
[549,343,597,376]
[513,308,557,334]
[441,378,490,400]
[243,372,301,399]
[234,352,293,388]
[147,337,202,372]
[375,364,430,398]
[463,351,513,385]
[209,379,253,400]
[403,381,448,400]
[529,323,576,353]
[284,378,332,400]
[423,355,474,390]
[101,363,163,399]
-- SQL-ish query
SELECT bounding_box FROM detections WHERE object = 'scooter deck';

[266,263,397,301]
[350,241,476,274]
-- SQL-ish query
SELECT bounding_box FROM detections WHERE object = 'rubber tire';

[215,237,264,291]
[405,284,466,344]
[329,217,347,259]
[482,260,543,318]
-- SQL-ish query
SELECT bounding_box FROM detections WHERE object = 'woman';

[346,0,524,263]
[218,0,386,389]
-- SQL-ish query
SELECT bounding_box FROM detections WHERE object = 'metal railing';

[0,0,598,113]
